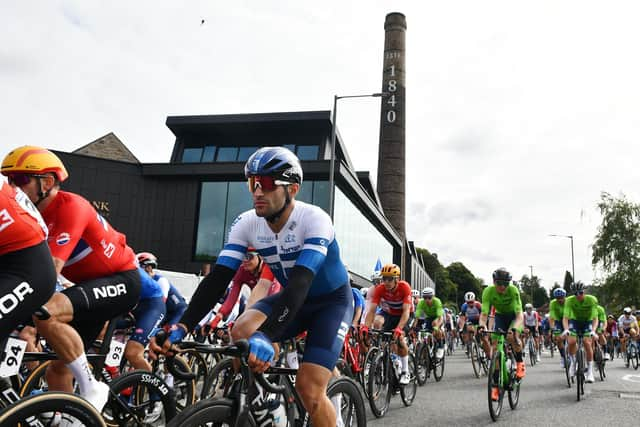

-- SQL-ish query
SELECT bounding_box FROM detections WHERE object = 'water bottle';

[391,353,402,376]
[267,399,287,427]
[286,350,299,370]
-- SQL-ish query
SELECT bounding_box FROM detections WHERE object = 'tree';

[446,262,483,305]
[416,247,457,305]
[518,275,549,308]
[563,271,573,291]
[592,192,640,310]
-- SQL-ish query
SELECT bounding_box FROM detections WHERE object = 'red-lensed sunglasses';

[6,173,47,186]
[247,176,289,193]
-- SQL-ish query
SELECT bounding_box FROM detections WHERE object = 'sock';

[559,347,565,358]
[400,355,409,373]
[331,394,342,411]
[514,352,523,363]
[165,373,174,388]
[67,353,97,396]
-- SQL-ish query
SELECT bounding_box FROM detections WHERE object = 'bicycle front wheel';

[327,376,367,427]
[0,391,106,426]
[399,353,417,406]
[488,352,504,421]
[507,356,520,410]
[367,351,391,418]
[470,341,481,378]
[631,346,639,370]
[576,348,585,401]
[415,343,429,386]
[432,350,445,382]
[166,397,235,427]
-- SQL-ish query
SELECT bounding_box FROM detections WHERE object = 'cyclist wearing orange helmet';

[2,146,142,411]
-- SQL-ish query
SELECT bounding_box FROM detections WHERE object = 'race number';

[0,338,27,377]
[105,340,126,368]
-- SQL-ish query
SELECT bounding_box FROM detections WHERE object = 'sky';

[3,1,640,289]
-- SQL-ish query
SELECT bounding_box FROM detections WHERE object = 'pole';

[569,235,575,283]
[529,265,534,304]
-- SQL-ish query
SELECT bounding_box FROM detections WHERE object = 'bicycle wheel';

[103,369,177,426]
[432,349,445,382]
[564,350,571,388]
[528,341,536,367]
[576,348,584,401]
[0,391,106,426]
[19,360,51,397]
[367,351,391,418]
[327,376,367,427]
[487,352,504,421]
[594,346,605,381]
[202,357,235,400]
[336,357,355,379]
[181,349,209,400]
[631,346,639,370]
[507,356,520,410]
[166,398,235,426]
[159,354,196,411]
[470,340,481,378]
[415,343,429,386]
[399,353,417,407]
[361,346,378,396]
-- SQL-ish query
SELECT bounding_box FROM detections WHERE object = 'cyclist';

[415,287,445,359]
[523,303,541,362]
[351,286,365,328]
[458,291,482,349]
[617,307,638,356]
[595,304,608,360]
[478,267,526,386]
[562,281,599,383]
[549,288,568,367]
[605,315,619,358]
[151,146,353,427]
[363,263,413,385]
[2,146,142,411]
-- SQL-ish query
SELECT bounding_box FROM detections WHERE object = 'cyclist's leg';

[125,296,166,371]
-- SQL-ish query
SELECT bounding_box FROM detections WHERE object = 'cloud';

[424,199,494,227]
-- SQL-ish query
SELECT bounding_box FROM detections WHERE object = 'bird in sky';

[201,19,205,25]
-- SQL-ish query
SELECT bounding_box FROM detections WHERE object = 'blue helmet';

[244,147,303,184]
[553,288,566,298]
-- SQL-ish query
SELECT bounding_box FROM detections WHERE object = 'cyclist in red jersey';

[0,180,56,338]
[2,146,142,411]
[362,263,413,385]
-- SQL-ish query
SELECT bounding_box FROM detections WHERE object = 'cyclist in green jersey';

[478,268,526,380]
[596,304,609,360]
[561,281,599,383]
[549,288,568,367]
[415,287,445,358]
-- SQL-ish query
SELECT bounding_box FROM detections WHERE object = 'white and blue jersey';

[217,201,349,296]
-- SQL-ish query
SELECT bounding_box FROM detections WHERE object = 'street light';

[328,92,387,218]
[529,265,534,303]
[549,234,575,284]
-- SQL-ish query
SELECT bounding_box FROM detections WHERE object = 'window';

[201,146,217,162]
[182,148,203,163]
[284,144,295,153]
[217,147,239,162]
[296,145,319,160]
[237,147,258,161]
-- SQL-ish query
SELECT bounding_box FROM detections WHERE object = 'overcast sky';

[3,1,639,289]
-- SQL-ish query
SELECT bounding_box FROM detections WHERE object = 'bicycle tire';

[528,340,536,367]
[181,348,209,400]
[103,369,177,425]
[415,343,429,386]
[488,352,504,421]
[631,346,639,370]
[507,355,520,410]
[470,340,481,378]
[432,349,445,382]
[0,391,106,426]
[564,351,571,388]
[19,359,51,397]
[576,348,584,401]
[361,346,378,396]
[327,376,367,427]
[399,353,417,406]
[159,354,196,411]
[202,356,235,400]
[367,351,390,418]
[166,397,236,426]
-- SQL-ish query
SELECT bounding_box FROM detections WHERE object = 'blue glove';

[249,331,275,363]
[168,326,187,344]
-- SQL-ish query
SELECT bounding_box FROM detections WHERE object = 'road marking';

[621,374,640,383]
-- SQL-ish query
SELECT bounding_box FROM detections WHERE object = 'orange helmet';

[1,146,68,182]
[380,263,400,278]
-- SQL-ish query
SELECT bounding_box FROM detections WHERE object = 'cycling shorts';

[552,320,564,336]
[381,312,411,335]
[129,296,166,346]
[568,319,592,336]
[0,242,56,338]
[252,282,353,371]
[493,313,523,336]
[417,317,439,333]
[64,269,141,349]
[524,326,539,337]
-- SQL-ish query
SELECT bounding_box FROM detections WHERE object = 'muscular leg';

[124,340,151,371]
[296,363,335,427]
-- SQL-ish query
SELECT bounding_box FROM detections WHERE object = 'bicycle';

[485,328,521,421]
[592,337,607,381]
[571,331,587,401]
[415,327,445,385]
[624,337,639,370]
[367,329,417,418]
[470,331,489,378]
[161,337,367,426]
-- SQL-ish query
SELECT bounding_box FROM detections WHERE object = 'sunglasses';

[7,173,47,186]
[424,295,433,299]
[247,176,290,193]
[576,291,585,295]
[382,277,396,282]
[244,252,259,261]
[495,282,509,287]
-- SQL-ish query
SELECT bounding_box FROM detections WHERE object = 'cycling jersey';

[352,288,365,312]
[217,201,348,297]
[0,182,47,255]
[460,301,482,322]
[138,267,163,299]
[217,262,280,320]
[164,283,188,326]
[370,281,412,316]
[563,295,598,321]
[618,314,638,330]
[523,311,538,327]
[416,296,444,319]
[481,285,522,315]
[548,299,565,321]
[41,191,136,283]
[596,305,606,323]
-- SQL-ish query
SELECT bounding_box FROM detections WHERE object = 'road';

[363,347,640,426]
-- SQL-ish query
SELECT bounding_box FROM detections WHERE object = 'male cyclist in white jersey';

[523,303,541,362]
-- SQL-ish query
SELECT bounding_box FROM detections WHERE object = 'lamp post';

[328,92,386,218]
[529,265,534,304]
[549,234,575,284]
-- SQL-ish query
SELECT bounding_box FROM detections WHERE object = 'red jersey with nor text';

[41,191,136,283]
[371,280,412,316]
[0,181,47,256]
[218,262,282,319]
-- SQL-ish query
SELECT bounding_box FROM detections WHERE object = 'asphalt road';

[363,346,640,426]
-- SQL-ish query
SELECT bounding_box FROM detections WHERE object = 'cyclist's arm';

[397,303,411,330]
[52,257,66,275]
[246,278,272,308]
[217,276,242,320]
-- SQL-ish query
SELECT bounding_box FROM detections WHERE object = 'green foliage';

[446,262,483,305]
[416,248,458,305]
[517,275,549,308]
[563,271,573,291]
[591,192,640,310]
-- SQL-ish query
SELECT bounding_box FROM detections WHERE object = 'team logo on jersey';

[284,234,296,243]
[256,235,274,243]
[288,221,297,231]
[56,232,71,246]
[280,244,301,254]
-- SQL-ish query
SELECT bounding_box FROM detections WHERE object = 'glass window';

[182,148,203,163]
[284,144,295,153]
[202,146,216,162]
[195,182,227,260]
[311,180,329,213]
[333,188,394,279]
[224,182,254,240]
[217,147,239,162]
[296,145,319,160]
[237,147,258,162]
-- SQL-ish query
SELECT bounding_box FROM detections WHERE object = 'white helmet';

[623,307,632,314]
[464,292,475,302]
[360,287,368,297]
[422,287,435,298]
[525,303,533,309]
[411,289,419,297]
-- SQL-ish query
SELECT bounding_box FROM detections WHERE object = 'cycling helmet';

[244,146,303,184]
[552,288,566,298]
[464,291,475,302]
[380,264,401,278]
[571,281,585,294]
[411,289,419,297]
[623,307,632,314]
[544,313,550,318]
[137,252,158,269]
[444,308,451,313]
[525,303,533,309]
[1,146,68,182]
[422,287,435,298]
[492,268,512,284]
[360,287,368,297]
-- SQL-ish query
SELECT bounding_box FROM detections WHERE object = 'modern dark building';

[52,110,433,290]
